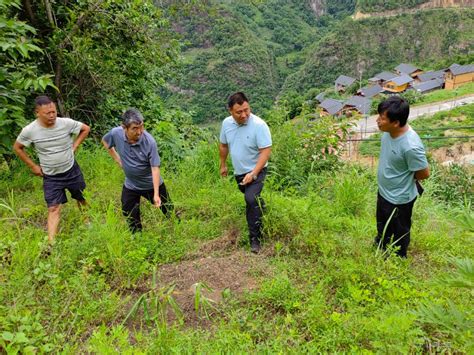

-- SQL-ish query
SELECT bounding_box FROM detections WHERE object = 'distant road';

[353,94,474,137]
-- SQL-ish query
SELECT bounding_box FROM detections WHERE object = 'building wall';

[445,72,474,89]
[383,82,409,93]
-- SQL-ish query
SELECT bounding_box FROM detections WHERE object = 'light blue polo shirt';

[219,113,272,175]
[378,128,428,204]
[103,127,163,191]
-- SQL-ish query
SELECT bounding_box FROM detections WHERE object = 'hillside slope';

[282,8,474,95]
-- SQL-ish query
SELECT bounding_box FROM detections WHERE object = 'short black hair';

[227,92,249,109]
[34,95,54,109]
[377,96,410,127]
[122,108,144,128]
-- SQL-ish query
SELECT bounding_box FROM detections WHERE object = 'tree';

[0,0,54,163]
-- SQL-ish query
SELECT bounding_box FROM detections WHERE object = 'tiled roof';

[319,98,343,115]
[335,75,356,86]
[390,74,414,86]
[412,79,444,93]
[418,70,445,82]
[359,85,383,98]
[344,96,371,115]
[395,63,419,74]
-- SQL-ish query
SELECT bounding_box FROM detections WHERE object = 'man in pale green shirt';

[375,96,429,257]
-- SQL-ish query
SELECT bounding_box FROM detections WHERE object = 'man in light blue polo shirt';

[219,92,272,253]
[102,108,174,233]
[375,96,429,257]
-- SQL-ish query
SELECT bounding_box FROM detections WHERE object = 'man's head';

[34,96,57,127]
[228,92,251,125]
[122,108,144,143]
[376,96,410,132]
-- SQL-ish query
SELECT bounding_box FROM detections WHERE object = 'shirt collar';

[122,127,143,145]
[232,113,252,126]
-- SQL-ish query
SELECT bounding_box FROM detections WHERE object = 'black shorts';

[43,161,86,207]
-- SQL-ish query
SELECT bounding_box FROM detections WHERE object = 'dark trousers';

[375,193,416,257]
[121,183,173,233]
[235,168,267,243]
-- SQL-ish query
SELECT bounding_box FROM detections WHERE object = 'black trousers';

[375,193,416,257]
[235,168,267,243]
[121,183,173,233]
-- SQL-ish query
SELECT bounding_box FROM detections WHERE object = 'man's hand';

[153,193,161,208]
[240,172,256,186]
[31,164,43,177]
[220,165,228,177]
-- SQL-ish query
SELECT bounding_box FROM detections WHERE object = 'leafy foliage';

[283,9,474,95]
[0,0,54,159]
[357,0,430,13]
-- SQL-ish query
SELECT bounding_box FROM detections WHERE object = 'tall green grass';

[0,132,472,352]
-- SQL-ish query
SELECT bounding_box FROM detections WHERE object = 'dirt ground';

[124,229,273,329]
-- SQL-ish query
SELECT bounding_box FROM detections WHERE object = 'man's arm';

[101,139,122,167]
[13,141,43,176]
[72,123,90,153]
[151,166,161,207]
[241,146,272,185]
[414,166,430,180]
[219,143,229,177]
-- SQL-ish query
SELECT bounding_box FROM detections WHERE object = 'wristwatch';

[252,173,258,181]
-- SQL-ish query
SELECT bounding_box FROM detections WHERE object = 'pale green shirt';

[377,128,428,204]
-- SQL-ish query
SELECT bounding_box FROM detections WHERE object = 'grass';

[414,81,474,106]
[359,102,474,156]
[0,136,473,352]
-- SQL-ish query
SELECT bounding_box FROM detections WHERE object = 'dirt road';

[354,94,474,137]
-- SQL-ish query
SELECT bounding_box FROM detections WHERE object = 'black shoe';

[250,239,261,254]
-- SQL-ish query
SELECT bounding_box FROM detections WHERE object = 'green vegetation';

[356,0,430,13]
[1,106,473,352]
[1,1,473,352]
[360,103,474,156]
[416,82,474,105]
[284,8,474,95]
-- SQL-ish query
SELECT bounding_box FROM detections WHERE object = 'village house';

[357,84,383,98]
[412,78,444,94]
[319,98,344,117]
[417,69,445,83]
[444,63,474,90]
[343,96,372,116]
[335,75,356,92]
[395,63,423,79]
[315,92,326,103]
[368,71,396,86]
[383,74,414,93]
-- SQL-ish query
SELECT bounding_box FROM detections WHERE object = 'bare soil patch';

[124,229,272,330]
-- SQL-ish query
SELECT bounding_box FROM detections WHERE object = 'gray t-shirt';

[378,128,428,204]
[103,127,163,191]
[16,117,82,175]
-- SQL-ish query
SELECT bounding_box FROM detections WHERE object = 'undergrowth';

[0,132,472,353]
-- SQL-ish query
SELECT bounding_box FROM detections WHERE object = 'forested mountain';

[162,1,473,122]
[283,8,474,95]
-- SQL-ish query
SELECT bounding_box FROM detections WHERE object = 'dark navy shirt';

[103,127,163,190]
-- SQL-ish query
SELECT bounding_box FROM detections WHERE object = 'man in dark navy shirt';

[102,108,174,233]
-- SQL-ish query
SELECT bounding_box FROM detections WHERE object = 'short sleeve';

[148,136,161,167]
[102,130,116,149]
[406,146,428,172]
[219,124,227,144]
[16,127,32,147]
[62,117,82,135]
[256,122,272,149]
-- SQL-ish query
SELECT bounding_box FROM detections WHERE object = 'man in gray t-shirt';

[375,97,429,257]
[13,96,90,244]
[102,108,174,233]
